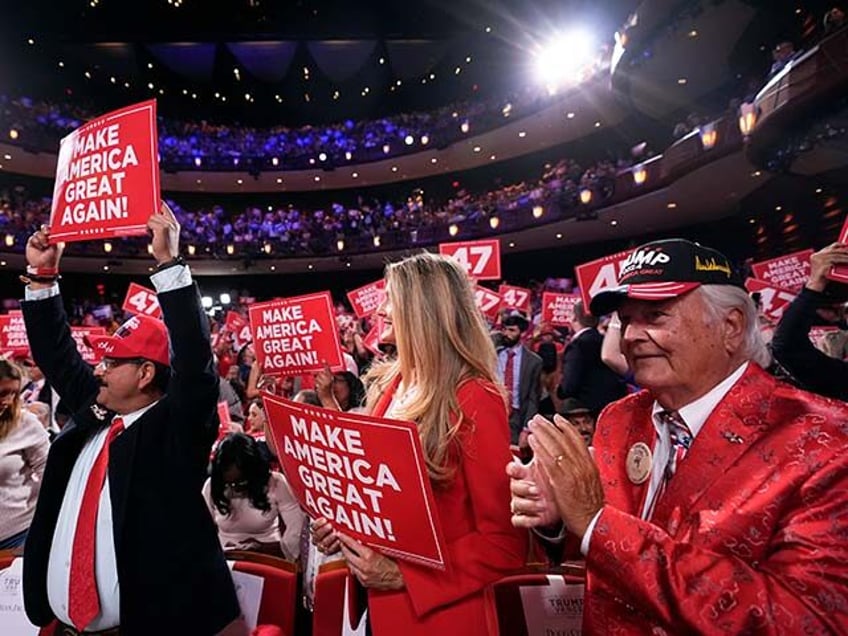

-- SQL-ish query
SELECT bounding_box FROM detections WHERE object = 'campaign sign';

[474,285,502,321]
[0,311,28,351]
[217,401,233,438]
[751,249,813,293]
[249,292,344,376]
[362,318,384,357]
[829,217,848,283]
[70,327,107,364]
[122,282,162,319]
[542,292,581,327]
[262,393,447,569]
[49,99,160,243]
[346,280,386,319]
[439,239,501,281]
[499,285,532,314]
[574,249,634,310]
[225,311,253,348]
[745,278,797,322]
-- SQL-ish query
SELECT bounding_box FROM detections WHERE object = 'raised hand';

[807,243,848,292]
[147,201,181,265]
[26,224,64,271]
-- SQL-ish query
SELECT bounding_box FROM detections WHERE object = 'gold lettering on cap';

[694,255,732,277]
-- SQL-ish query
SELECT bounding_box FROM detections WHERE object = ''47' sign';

[499,284,531,314]
[439,239,501,281]
[122,282,162,319]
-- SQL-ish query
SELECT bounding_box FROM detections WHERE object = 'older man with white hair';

[507,238,848,634]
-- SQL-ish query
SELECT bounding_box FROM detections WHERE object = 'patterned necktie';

[645,410,693,520]
[504,349,516,410]
[68,417,125,631]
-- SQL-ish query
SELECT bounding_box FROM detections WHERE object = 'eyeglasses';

[97,358,147,371]
[224,479,249,492]
[0,388,19,399]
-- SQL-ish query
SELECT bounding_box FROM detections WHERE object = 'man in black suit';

[21,204,246,635]
[557,300,626,414]
[497,310,542,445]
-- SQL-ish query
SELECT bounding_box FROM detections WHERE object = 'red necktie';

[645,410,692,520]
[68,417,125,631]
[504,349,516,410]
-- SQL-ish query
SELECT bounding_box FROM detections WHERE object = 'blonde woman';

[312,252,527,634]
[0,360,49,549]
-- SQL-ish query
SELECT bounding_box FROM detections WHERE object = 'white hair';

[698,285,772,368]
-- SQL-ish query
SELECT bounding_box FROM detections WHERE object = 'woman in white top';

[203,432,304,561]
[0,359,49,549]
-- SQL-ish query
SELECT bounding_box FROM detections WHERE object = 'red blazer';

[368,379,528,636]
[584,363,848,634]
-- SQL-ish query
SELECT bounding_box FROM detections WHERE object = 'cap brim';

[589,281,701,316]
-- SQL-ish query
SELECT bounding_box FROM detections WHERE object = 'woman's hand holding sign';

[337,533,405,591]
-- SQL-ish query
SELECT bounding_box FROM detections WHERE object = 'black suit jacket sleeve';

[158,283,220,473]
[772,287,848,401]
[526,351,543,420]
[558,338,585,400]
[22,292,99,413]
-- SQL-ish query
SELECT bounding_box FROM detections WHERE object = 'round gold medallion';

[626,442,653,484]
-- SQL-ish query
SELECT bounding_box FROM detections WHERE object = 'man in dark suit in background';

[21,203,246,635]
[497,310,542,444]
[558,300,627,414]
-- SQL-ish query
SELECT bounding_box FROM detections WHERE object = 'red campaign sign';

[498,284,532,314]
[49,99,160,243]
[541,292,581,327]
[0,311,29,351]
[70,327,107,364]
[225,311,253,348]
[248,292,344,376]
[217,401,233,438]
[574,249,634,310]
[745,278,797,322]
[829,217,848,283]
[122,282,162,319]
[439,239,502,281]
[750,249,813,293]
[362,318,384,357]
[346,280,386,319]
[262,393,447,569]
[474,285,502,321]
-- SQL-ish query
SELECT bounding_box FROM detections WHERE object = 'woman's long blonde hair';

[0,360,23,441]
[365,252,503,484]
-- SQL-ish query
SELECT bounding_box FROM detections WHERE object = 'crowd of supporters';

[0,154,629,258]
[0,68,609,172]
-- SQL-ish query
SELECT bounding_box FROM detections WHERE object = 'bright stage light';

[533,30,595,92]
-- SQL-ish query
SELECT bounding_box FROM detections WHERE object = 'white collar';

[651,362,748,439]
[115,400,160,430]
[572,327,593,340]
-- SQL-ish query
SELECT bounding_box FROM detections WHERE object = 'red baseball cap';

[85,315,170,367]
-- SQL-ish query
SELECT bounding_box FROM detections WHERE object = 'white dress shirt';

[497,344,523,410]
[580,362,749,554]
[28,265,192,630]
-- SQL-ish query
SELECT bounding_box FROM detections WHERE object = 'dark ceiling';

[0,0,639,126]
